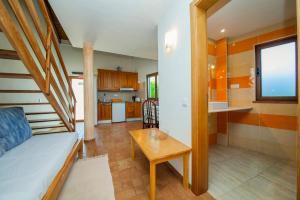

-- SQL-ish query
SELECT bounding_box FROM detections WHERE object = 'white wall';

[60,44,158,83]
[158,0,192,179]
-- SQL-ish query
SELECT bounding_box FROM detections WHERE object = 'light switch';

[182,98,188,108]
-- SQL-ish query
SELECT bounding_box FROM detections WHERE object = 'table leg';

[183,153,189,189]
[150,162,156,200]
[131,137,135,160]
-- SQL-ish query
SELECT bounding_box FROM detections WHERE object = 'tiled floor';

[82,122,213,200]
[209,145,296,200]
[79,122,296,200]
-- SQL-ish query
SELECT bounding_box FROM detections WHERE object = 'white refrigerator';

[112,102,126,122]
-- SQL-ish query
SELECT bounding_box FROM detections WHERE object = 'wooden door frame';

[191,0,300,197]
[190,0,220,195]
[297,1,300,199]
[70,76,84,122]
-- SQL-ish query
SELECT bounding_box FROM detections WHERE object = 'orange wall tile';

[217,112,228,134]
[209,78,216,89]
[228,37,257,55]
[229,112,259,126]
[228,26,296,55]
[215,38,228,101]
[216,90,227,101]
[228,112,297,131]
[208,43,216,56]
[228,76,251,88]
[257,26,296,44]
[259,114,297,131]
[209,133,218,145]
[216,39,227,57]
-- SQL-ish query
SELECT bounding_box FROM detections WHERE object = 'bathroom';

[206,0,297,199]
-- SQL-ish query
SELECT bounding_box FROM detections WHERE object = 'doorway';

[190,0,299,198]
[71,77,84,122]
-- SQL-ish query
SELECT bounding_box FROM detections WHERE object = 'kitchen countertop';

[208,106,252,113]
[98,101,142,103]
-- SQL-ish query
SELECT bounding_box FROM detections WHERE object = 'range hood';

[120,88,134,91]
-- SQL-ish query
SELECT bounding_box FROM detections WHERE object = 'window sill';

[252,100,298,104]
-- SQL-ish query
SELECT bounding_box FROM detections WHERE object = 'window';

[255,36,297,102]
[147,72,158,99]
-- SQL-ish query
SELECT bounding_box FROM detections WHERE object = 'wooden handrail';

[24,0,75,112]
[0,1,74,131]
[9,0,74,126]
[37,0,76,103]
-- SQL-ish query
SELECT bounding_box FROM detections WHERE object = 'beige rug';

[58,155,115,200]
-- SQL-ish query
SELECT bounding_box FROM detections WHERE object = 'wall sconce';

[165,29,177,53]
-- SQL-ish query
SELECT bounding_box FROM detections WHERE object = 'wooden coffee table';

[129,128,191,200]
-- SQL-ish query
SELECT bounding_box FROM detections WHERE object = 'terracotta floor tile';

[83,122,214,200]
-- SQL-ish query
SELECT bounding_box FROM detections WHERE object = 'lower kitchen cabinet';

[98,102,112,120]
[126,102,141,118]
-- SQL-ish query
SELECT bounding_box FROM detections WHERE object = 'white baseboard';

[98,120,112,124]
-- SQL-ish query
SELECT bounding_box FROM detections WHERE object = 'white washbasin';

[209,102,228,110]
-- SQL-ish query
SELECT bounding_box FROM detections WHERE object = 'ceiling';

[48,0,173,60]
[49,0,296,60]
[208,0,296,40]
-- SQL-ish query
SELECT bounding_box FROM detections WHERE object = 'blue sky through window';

[261,42,296,97]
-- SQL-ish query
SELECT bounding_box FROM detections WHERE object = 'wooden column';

[190,4,208,194]
[83,42,95,141]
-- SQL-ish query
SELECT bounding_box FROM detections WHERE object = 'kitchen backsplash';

[98,82,146,102]
[98,91,143,102]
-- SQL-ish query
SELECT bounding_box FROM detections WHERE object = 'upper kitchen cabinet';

[126,72,138,90]
[111,71,120,90]
[119,72,128,88]
[98,69,112,91]
[98,69,138,91]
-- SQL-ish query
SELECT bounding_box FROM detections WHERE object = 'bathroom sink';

[208,102,228,110]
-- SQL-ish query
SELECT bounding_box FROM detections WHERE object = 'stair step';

[28,118,61,123]
[0,90,42,93]
[33,130,68,135]
[0,73,32,79]
[25,111,56,115]
[32,127,68,135]
[31,125,65,130]
[0,102,50,106]
[0,49,19,60]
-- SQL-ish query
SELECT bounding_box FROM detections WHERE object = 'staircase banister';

[37,0,76,104]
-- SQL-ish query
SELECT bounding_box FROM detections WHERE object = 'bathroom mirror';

[208,39,228,110]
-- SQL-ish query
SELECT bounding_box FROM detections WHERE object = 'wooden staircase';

[0,0,76,134]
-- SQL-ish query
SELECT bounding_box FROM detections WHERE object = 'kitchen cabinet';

[98,69,112,91]
[119,72,128,88]
[98,102,112,120]
[126,72,139,90]
[126,102,141,118]
[111,71,120,90]
[98,69,138,91]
